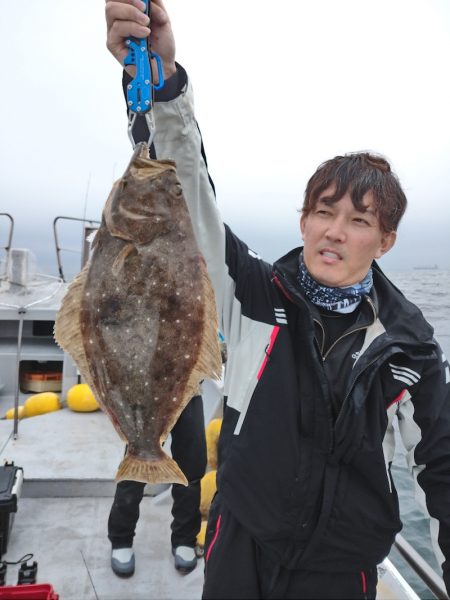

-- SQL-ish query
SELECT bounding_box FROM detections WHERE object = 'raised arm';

[104,0,276,356]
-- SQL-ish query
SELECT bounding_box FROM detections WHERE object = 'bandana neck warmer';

[297,253,373,314]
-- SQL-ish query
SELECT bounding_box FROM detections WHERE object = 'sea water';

[384,268,450,599]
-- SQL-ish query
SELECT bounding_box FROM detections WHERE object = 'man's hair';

[302,152,407,233]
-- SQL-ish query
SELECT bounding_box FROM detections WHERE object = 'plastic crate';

[0,583,59,599]
[21,372,62,393]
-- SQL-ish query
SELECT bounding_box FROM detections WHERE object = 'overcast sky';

[1,0,449,280]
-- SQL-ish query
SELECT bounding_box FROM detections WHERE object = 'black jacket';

[218,233,450,578]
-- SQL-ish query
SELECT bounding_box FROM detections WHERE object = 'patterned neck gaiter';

[297,252,373,314]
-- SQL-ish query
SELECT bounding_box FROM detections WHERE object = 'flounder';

[54,143,222,485]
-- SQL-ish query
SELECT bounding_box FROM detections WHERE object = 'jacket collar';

[272,246,435,351]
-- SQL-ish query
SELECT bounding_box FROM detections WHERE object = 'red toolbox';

[0,583,59,599]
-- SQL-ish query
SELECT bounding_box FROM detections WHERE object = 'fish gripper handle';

[124,0,164,114]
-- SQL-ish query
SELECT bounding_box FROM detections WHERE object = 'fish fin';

[111,243,136,276]
[53,266,112,418]
[195,267,224,382]
[188,267,223,387]
[115,454,188,486]
[54,265,91,379]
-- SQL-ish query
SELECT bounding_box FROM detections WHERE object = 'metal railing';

[394,534,448,599]
[53,216,100,281]
[0,213,14,279]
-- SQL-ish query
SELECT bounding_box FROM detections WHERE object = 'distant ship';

[413,264,438,270]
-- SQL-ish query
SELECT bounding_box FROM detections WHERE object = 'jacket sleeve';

[151,70,229,330]
[149,67,275,351]
[396,344,450,592]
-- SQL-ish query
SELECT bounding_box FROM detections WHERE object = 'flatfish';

[54,142,222,485]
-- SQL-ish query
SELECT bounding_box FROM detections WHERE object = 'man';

[109,395,206,576]
[105,2,450,598]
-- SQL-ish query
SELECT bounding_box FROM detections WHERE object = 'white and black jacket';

[132,67,450,587]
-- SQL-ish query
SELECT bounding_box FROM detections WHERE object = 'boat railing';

[394,533,448,599]
[53,216,100,282]
[0,212,14,280]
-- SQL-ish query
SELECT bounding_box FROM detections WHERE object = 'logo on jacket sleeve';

[248,248,262,260]
[389,363,421,386]
[274,308,287,325]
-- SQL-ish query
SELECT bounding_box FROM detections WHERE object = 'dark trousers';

[108,395,207,549]
[202,494,378,600]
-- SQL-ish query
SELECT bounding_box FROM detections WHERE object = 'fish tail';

[115,454,188,486]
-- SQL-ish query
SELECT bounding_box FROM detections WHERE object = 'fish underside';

[54,143,222,485]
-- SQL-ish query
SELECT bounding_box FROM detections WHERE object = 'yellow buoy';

[4,405,26,420]
[197,520,207,547]
[206,418,223,470]
[200,470,217,518]
[66,383,99,412]
[24,392,61,417]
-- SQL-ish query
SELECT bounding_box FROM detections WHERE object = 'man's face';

[300,187,396,287]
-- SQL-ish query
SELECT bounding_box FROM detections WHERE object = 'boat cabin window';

[32,321,55,337]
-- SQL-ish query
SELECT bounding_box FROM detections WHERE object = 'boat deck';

[2,493,204,600]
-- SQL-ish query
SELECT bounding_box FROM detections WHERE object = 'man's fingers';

[149,1,170,26]
[108,19,150,45]
[105,0,174,71]
[105,0,149,29]
[151,0,167,11]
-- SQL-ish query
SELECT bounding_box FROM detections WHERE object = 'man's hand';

[105,0,176,79]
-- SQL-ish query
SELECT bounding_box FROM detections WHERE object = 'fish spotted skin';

[55,143,222,485]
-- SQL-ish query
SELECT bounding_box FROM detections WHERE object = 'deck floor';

[2,491,205,600]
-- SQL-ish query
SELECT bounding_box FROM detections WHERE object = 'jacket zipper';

[205,514,222,563]
[313,297,378,432]
[273,271,336,455]
[334,354,381,430]
[314,297,377,361]
[257,326,280,380]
